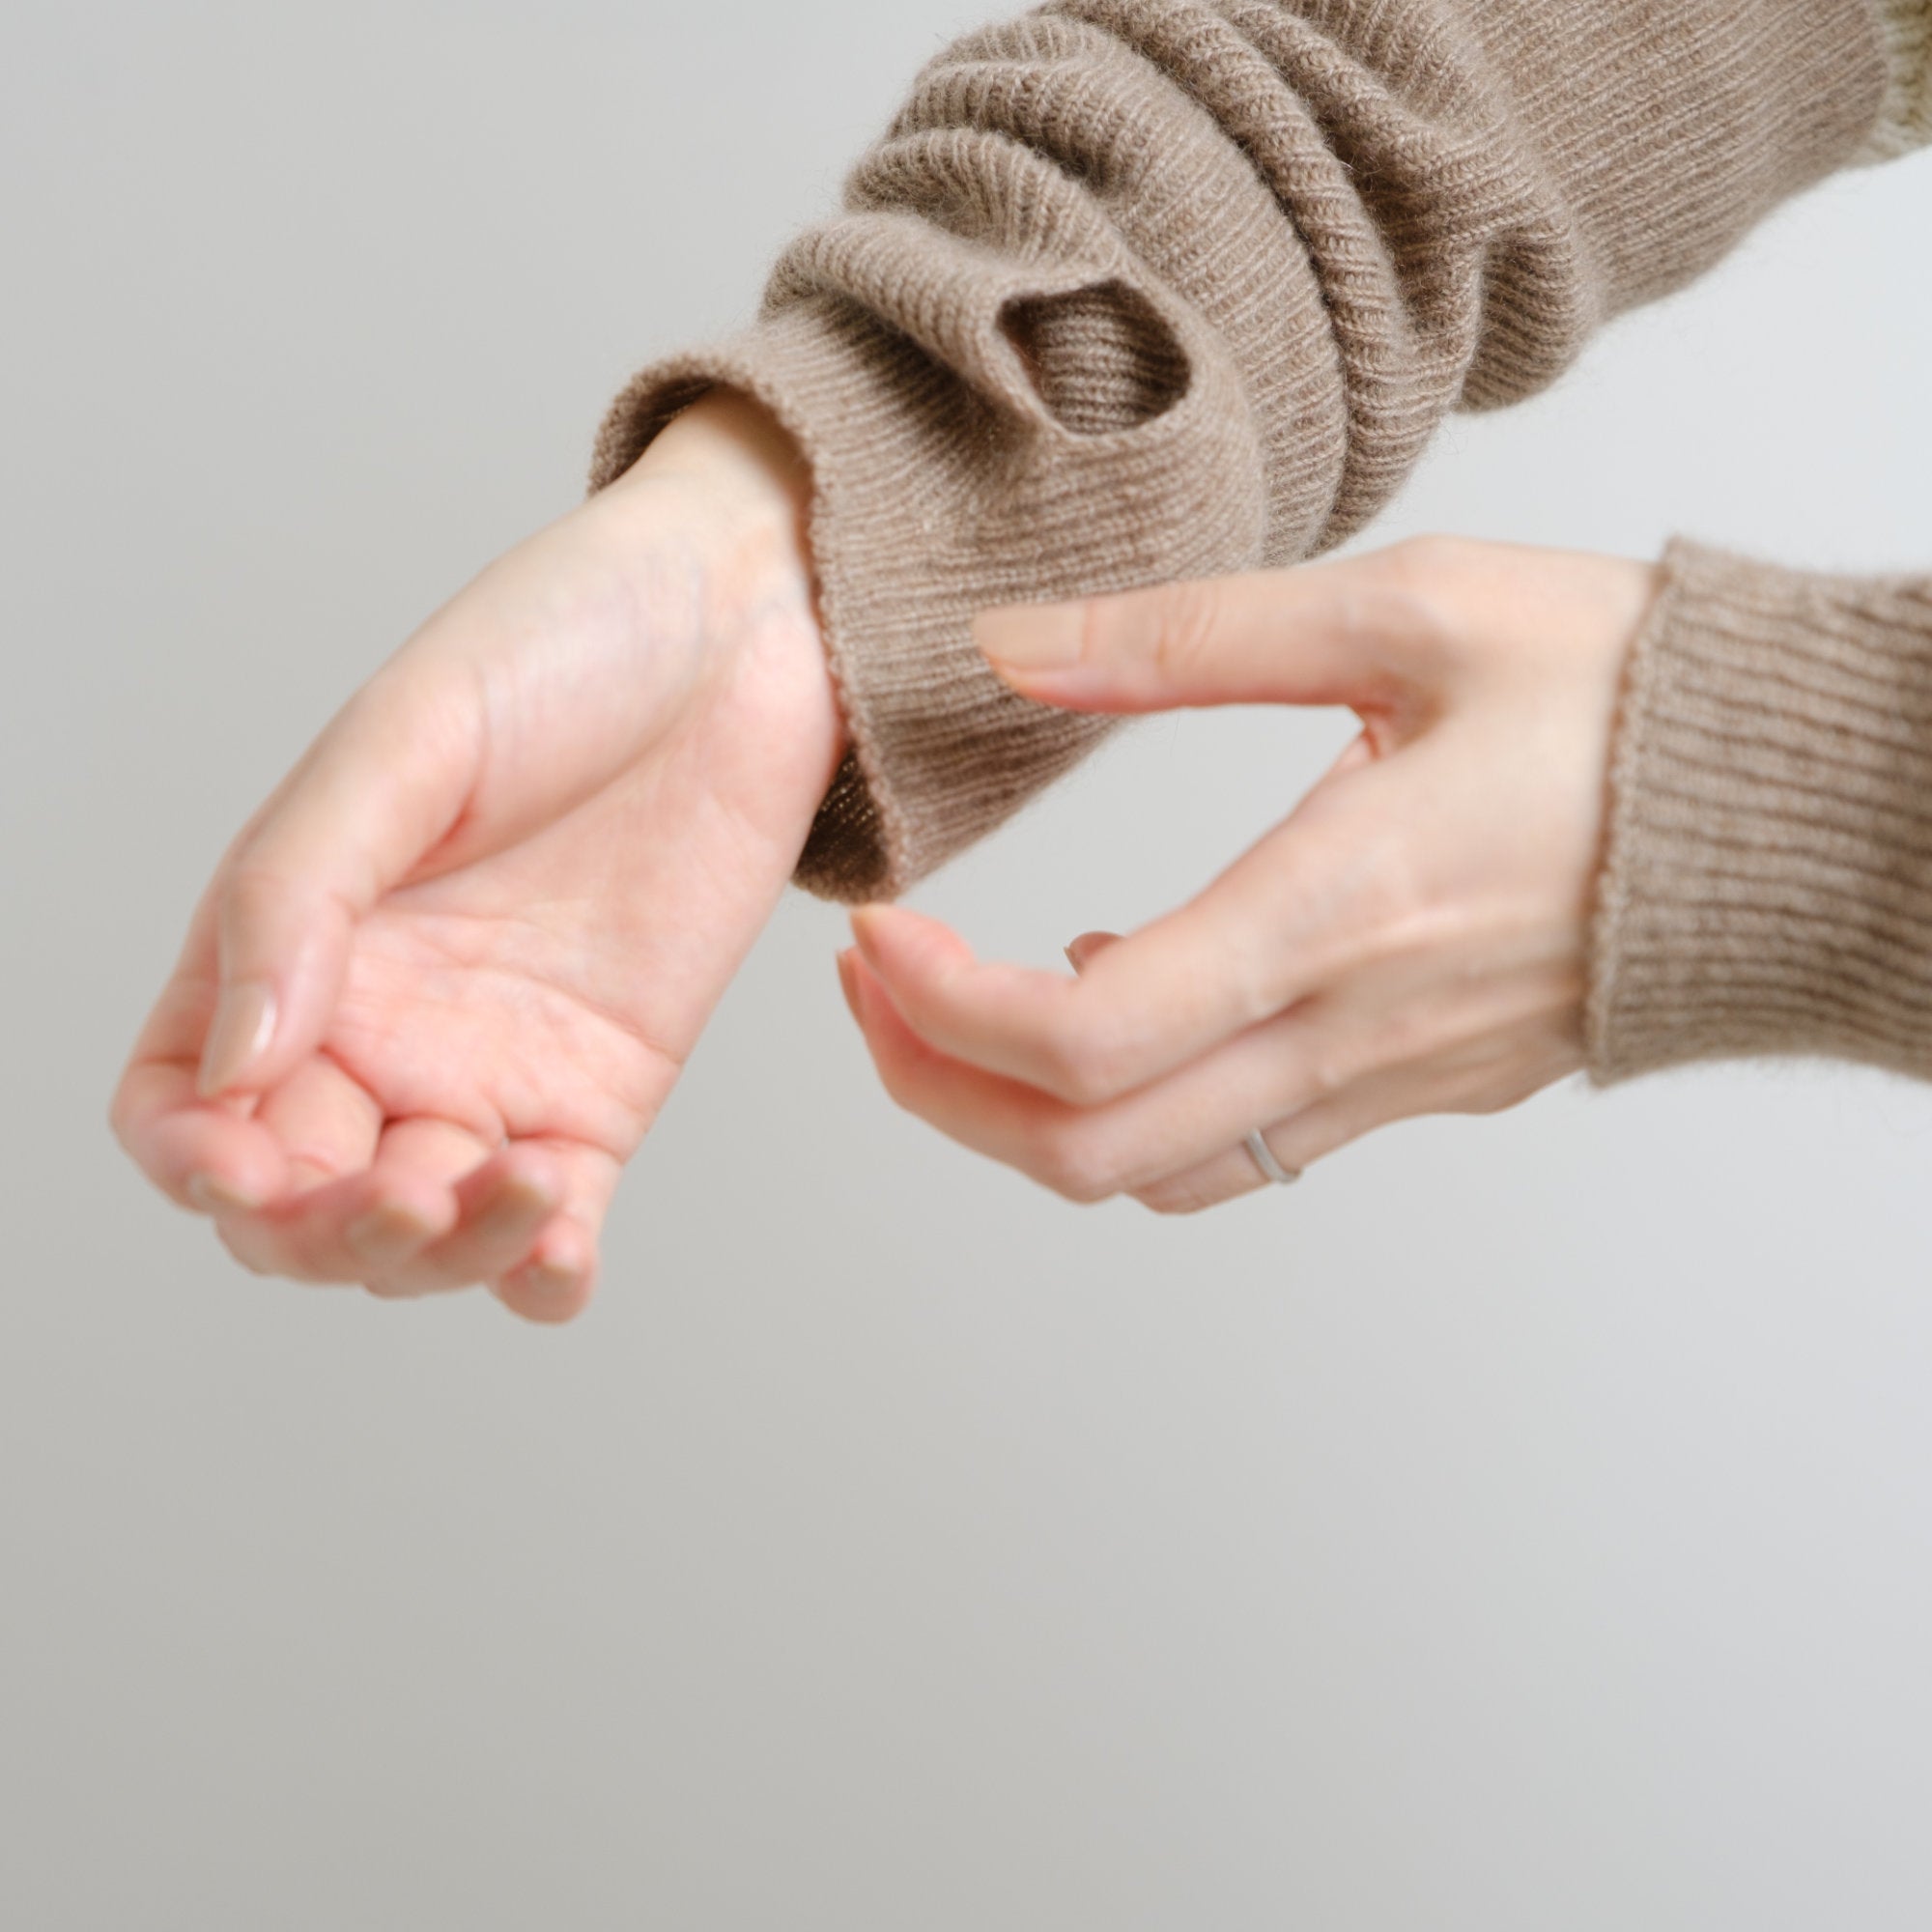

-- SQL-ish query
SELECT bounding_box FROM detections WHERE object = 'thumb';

[972,549,1445,716]
[196,662,482,1099]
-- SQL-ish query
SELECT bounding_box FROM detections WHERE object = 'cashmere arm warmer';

[586,0,1890,907]
[1862,0,1932,156]
[1580,2,1932,1089]
[1585,546,1932,1088]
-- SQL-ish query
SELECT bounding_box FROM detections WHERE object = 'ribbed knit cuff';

[588,0,1889,904]
[1585,537,1932,1087]
[587,264,1268,904]
[1853,0,1932,161]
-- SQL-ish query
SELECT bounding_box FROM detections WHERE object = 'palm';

[113,391,841,1320]
[327,587,829,1183]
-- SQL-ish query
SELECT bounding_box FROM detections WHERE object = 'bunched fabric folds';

[588,0,1889,904]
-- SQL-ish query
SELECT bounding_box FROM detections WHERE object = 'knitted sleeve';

[1861,0,1932,157]
[1586,545,1932,1086]
[585,0,1891,903]
[1579,6,1932,1087]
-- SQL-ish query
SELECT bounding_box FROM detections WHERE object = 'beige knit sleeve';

[586,0,1890,902]
[1859,0,1932,157]
[1586,544,1932,1086]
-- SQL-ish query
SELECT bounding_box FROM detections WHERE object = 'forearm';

[588,0,1895,903]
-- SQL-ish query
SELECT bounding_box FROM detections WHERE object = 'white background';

[6,3,1931,1924]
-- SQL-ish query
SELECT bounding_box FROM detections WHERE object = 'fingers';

[208,1114,489,1281]
[1129,1064,1430,1214]
[840,928,1576,1209]
[109,894,295,1211]
[971,536,1465,720]
[200,1110,618,1324]
[846,764,1409,1109]
[838,532,1636,1211]
[196,659,485,1104]
[1131,1031,1577,1214]
[249,1052,386,1192]
[112,1056,266,1211]
[346,1123,612,1323]
[840,944,1366,1203]
[364,1149,554,1300]
[490,1140,619,1325]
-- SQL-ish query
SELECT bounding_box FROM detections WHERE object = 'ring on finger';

[1243,1127,1302,1186]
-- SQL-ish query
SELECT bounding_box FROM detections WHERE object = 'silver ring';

[1243,1128,1301,1186]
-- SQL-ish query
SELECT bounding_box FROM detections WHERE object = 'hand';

[110,387,843,1320]
[834,535,1662,1212]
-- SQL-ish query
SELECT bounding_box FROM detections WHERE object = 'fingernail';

[847,903,894,969]
[187,1171,265,1213]
[487,1172,559,1226]
[346,1204,436,1264]
[973,602,1084,671]
[1065,942,1083,973]
[520,1262,581,1302]
[836,949,862,1023]
[198,980,278,1097]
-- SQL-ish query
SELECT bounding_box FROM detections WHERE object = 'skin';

[836,535,1663,1214]
[111,382,1662,1307]
[108,387,845,1322]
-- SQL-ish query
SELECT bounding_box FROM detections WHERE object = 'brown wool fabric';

[587,0,1932,1089]
[1586,541,1932,1085]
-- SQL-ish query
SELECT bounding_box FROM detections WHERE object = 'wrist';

[614,389,850,849]
[608,383,845,740]
[617,384,814,567]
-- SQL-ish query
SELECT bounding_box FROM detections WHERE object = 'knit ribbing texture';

[587,0,1890,904]
[1586,539,1932,1085]
[1859,0,1932,157]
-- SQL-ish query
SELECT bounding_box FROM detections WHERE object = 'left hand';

[835,535,1662,1212]
[109,387,843,1321]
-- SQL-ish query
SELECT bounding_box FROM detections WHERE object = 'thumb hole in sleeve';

[998,279,1191,435]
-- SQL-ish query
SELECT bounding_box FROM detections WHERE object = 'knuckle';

[218,859,296,933]
[221,853,281,901]
[1042,1023,1131,1109]
[1144,577,1224,686]
[1215,952,1282,1037]
[1325,834,1434,961]
[1371,1002,1439,1068]
[1298,1049,1352,1106]
[1368,538,1468,668]
[1023,1119,1121,1205]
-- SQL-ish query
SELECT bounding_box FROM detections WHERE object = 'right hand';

[838,535,1658,1212]
[109,387,845,1322]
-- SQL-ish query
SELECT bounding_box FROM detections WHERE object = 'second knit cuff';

[1584,536,1932,1088]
